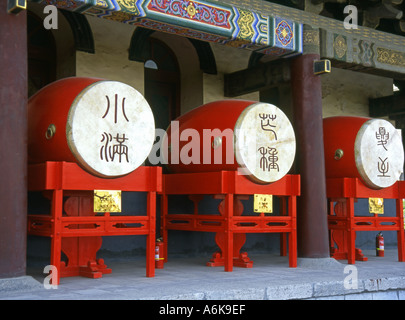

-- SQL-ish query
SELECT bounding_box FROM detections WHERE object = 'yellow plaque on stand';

[254,194,272,213]
[94,190,122,213]
[369,198,384,214]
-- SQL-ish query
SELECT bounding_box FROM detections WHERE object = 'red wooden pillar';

[290,28,329,258]
[0,3,28,278]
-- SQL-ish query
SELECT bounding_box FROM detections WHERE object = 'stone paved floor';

[0,249,404,300]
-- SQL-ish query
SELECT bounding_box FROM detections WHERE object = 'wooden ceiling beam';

[224,60,290,97]
[369,94,405,118]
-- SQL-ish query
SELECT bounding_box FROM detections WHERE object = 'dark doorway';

[144,38,180,167]
[144,38,180,132]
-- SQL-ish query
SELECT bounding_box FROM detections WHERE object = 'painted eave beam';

[27,0,303,58]
[221,0,405,78]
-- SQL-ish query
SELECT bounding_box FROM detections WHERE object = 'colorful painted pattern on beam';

[28,0,302,57]
[146,0,232,29]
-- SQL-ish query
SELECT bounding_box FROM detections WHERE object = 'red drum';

[162,100,296,184]
[28,77,155,178]
[323,116,404,189]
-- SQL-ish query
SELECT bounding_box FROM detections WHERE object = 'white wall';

[321,67,393,118]
[204,43,260,104]
[76,16,145,95]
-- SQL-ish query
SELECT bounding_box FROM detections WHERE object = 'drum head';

[234,102,296,184]
[67,81,155,178]
[355,119,404,189]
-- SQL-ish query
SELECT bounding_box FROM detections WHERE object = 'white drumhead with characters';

[355,118,404,189]
[67,81,155,178]
[234,102,296,184]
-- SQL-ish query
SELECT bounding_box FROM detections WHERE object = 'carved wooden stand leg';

[60,194,112,278]
[329,199,367,263]
[207,195,253,268]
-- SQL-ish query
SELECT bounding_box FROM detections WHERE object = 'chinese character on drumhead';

[100,132,129,163]
[258,146,279,172]
[375,127,389,151]
[259,114,277,140]
[377,157,390,178]
[102,94,129,124]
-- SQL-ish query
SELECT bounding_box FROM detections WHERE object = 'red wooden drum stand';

[161,171,300,272]
[327,178,405,264]
[27,162,162,284]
